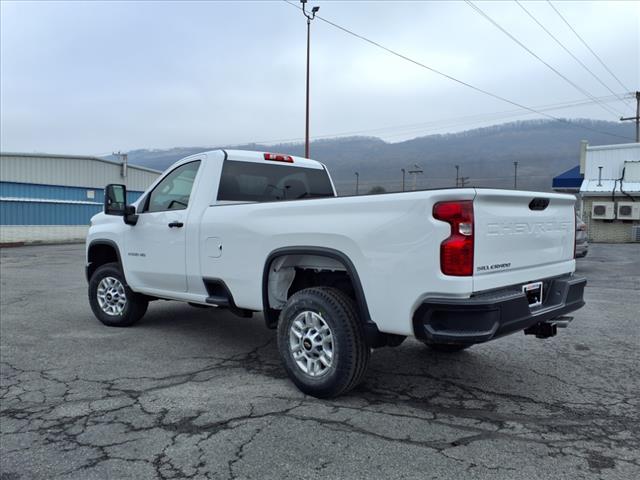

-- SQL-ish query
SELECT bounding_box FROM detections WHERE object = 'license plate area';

[522,281,543,308]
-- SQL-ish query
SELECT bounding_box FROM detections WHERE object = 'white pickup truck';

[86,149,586,397]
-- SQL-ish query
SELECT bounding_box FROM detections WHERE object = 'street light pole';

[513,161,518,189]
[408,164,423,191]
[355,172,359,195]
[455,165,459,187]
[401,168,405,192]
[301,0,319,158]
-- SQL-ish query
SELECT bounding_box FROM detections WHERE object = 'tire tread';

[88,262,148,327]
[277,286,370,398]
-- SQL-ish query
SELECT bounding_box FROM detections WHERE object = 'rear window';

[217,160,334,202]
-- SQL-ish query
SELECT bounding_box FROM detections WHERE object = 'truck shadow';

[134,302,571,409]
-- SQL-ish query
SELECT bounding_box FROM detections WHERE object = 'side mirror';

[104,184,126,215]
[124,205,139,225]
[105,184,139,225]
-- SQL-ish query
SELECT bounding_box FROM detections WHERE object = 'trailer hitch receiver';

[524,317,573,339]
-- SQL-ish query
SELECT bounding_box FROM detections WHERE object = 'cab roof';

[224,149,325,170]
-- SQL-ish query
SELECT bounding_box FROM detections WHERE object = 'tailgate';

[473,189,575,292]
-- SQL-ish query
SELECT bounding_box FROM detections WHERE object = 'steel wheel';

[96,276,127,316]
[277,287,370,398]
[289,311,334,377]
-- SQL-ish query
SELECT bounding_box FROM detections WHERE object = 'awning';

[552,165,583,190]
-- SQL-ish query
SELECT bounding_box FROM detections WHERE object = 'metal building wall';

[583,143,640,181]
[0,153,160,191]
[0,181,143,204]
[1,183,144,225]
[0,153,160,244]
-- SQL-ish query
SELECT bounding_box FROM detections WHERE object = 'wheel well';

[289,268,355,301]
[262,249,401,348]
[262,250,372,329]
[87,242,120,280]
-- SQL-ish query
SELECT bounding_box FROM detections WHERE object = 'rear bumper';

[413,274,586,344]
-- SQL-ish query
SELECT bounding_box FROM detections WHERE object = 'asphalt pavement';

[1,243,638,480]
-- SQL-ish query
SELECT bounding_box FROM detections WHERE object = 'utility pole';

[113,151,128,178]
[513,161,518,189]
[620,91,640,142]
[408,164,423,191]
[300,0,320,158]
[456,164,468,187]
[354,172,359,195]
[401,168,406,192]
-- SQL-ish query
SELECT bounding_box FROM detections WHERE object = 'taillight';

[264,153,294,163]
[433,200,474,276]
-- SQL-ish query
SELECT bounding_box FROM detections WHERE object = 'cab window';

[217,160,334,202]
[146,161,200,212]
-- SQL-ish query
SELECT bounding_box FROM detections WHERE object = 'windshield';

[217,160,335,202]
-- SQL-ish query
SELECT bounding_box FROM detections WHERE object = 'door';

[125,161,201,293]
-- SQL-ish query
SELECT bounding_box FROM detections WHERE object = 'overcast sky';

[1,0,638,155]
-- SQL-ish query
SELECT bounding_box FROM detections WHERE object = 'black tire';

[277,287,370,398]
[88,262,148,327]
[423,342,472,353]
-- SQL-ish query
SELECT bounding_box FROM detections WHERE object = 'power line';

[231,96,631,147]
[380,97,629,140]
[334,173,564,185]
[281,0,633,141]
[514,0,631,112]
[546,0,632,97]
[353,94,627,138]
[245,94,626,145]
[465,0,620,119]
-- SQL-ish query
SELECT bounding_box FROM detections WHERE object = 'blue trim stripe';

[1,202,102,225]
[0,182,144,226]
[1,181,143,203]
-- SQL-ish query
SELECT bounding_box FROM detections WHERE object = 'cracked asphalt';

[1,243,639,480]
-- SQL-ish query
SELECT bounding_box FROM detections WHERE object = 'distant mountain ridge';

[112,119,635,194]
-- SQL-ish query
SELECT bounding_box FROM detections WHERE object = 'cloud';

[1,0,637,155]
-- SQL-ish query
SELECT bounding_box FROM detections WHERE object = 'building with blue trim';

[552,141,640,243]
[1,153,160,244]
[552,165,583,192]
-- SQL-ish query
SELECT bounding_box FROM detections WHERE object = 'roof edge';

[586,142,640,152]
[0,152,162,174]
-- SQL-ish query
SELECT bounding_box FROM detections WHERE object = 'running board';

[203,278,253,318]
[205,295,230,307]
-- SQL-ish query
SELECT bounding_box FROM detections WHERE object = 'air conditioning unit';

[617,202,640,220]
[632,226,640,242]
[591,201,615,220]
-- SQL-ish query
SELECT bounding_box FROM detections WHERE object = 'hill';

[115,119,635,194]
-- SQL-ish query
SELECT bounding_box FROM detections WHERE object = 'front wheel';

[277,287,370,398]
[88,262,148,327]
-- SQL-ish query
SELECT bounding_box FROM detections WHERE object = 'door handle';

[168,221,184,228]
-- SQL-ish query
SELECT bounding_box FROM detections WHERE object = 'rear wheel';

[88,263,148,327]
[277,287,370,398]
[423,342,472,353]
